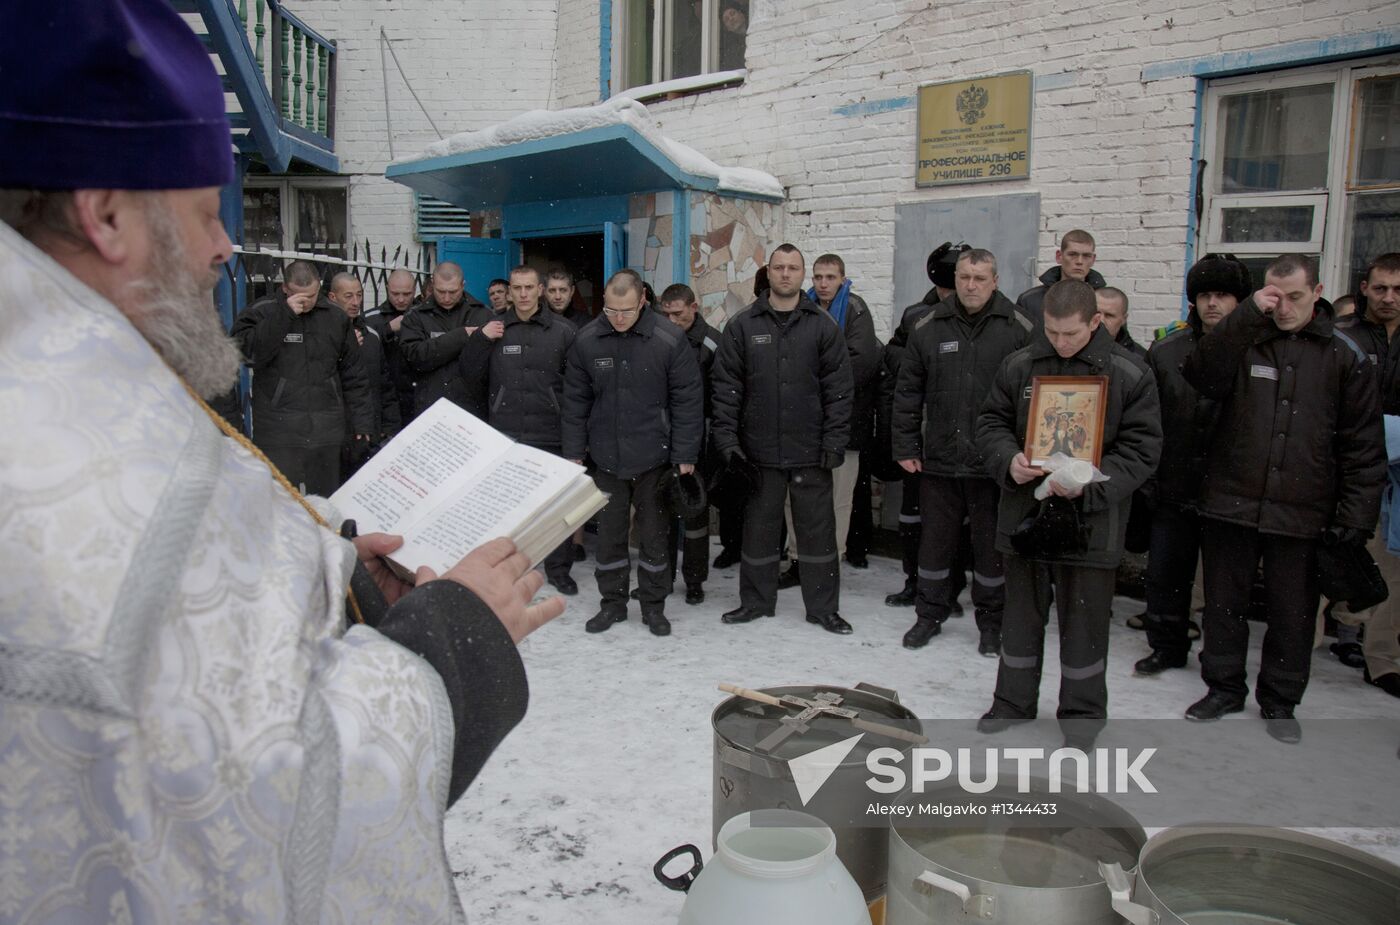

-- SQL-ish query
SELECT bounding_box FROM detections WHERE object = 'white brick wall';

[285,0,559,246]
[541,0,1394,340]
[554,1,601,108]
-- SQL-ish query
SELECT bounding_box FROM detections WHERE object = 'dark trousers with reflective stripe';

[264,444,340,498]
[993,556,1115,724]
[593,465,672,615]
[916,475,1003,632]
[898,473,922,582]
[741,466,839,616]
[1144,503,1201,658]
[1200,521,1319,710]
[668,507,711,587]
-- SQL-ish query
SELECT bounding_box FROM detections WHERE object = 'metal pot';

[1101,826,1400,925]
[886,779,1145,924]
[712,682,923,902]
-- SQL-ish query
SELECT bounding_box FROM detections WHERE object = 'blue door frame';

[440,192,681,300]
[501,194,631,281]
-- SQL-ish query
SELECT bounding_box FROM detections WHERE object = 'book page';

[390,444,588,575]
[330,399,513,536]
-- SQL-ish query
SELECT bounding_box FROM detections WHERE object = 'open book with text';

[331,398,608,578]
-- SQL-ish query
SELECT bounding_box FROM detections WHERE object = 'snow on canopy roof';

[401,96,784,201]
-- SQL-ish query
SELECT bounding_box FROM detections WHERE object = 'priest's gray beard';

[122,198,243,400]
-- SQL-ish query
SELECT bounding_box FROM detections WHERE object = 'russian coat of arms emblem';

[956,84,989,125]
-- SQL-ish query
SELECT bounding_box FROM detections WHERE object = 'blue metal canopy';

[385,122,782,209]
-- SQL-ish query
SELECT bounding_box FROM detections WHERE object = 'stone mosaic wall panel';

[690,194,784,328]
[627,192,675,295]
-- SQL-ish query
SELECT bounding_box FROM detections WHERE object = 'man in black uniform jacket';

[546,269,587,326]
[976,280,1161,745]
[711,244,855,633]
[1095,287,1147,358]
[462,265,579,595]
[1132,254,1250,676]
[562,271,703,636]
[327,271,401,478]
[894,248,1036,655]
[880,243,966,606]
[232,259,373,496]
[658,283,719,605]
[1182,253,1385,742]
[1016,229,1107,322]
[363,268,420,426]
[399,261,493,415]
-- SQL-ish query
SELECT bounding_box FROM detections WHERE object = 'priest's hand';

[424,537,565,643]
[352,532,417,606]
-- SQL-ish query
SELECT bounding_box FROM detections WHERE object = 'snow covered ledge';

[393,96,783,202]
[615,68,747,103]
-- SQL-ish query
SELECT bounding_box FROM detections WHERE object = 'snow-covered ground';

[447,543,1400,923]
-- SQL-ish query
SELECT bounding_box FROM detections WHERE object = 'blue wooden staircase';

[172,0,338,173]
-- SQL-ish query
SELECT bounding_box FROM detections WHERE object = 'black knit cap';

[1187,253,1253,304]
[926,242,970,289]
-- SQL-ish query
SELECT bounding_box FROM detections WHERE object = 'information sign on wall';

[916,71,1033,187]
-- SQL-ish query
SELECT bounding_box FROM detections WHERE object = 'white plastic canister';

[668,810,869,925]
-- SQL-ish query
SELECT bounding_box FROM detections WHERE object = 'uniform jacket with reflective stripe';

[232,292,374,449]
[977,324,1162,567]
[460,305,576,451]
[1184,298,1384,538]
[893,290,1035,477]
[710,293,854,468]
[562,308,704,478]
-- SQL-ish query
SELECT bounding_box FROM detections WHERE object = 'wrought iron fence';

[227,239,434,309]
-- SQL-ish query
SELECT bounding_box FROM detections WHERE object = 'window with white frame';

[1198,56,1400,297]
[617,0,749,93]
[242,177,350,258]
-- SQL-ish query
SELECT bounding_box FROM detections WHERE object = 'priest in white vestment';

[0,2,563,921]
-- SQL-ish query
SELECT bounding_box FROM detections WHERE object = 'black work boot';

[902,617,941,649]
[1134,650,1188,676]
[885,577,917,607]
[585,610,626,634]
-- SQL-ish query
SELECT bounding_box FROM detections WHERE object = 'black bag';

[1010,496,1090,560]
[1316,537,1389,613]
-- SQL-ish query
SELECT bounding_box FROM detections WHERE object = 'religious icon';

[1024,376,1108,468]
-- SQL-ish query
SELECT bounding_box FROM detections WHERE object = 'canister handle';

[1099,862,1158,925]
[654,844,703,893]
[914,870,997,918]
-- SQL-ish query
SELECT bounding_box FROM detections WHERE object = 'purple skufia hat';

[0,0,232,190]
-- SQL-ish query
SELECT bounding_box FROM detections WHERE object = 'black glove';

[725,450,761,494]
[821,450,844,470]
[1322,525,1371,547]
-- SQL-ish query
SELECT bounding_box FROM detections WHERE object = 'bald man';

[399,262,494,415]
[328,272,401,475]
[364,266,422,424]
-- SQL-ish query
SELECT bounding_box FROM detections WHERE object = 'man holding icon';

[974,280,1161,745]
